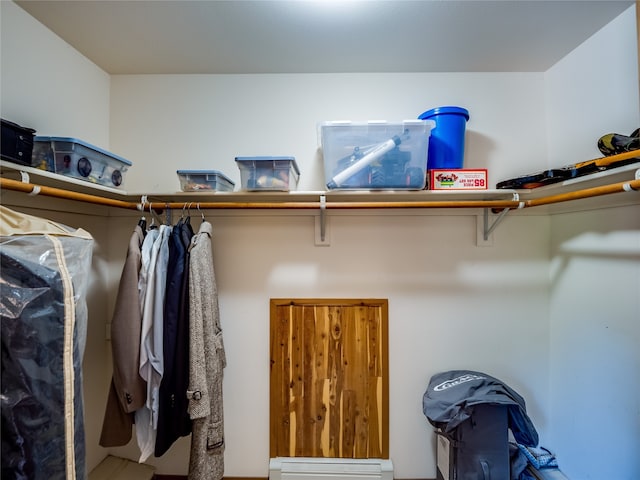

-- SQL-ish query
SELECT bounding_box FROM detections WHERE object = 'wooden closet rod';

[1,176,639,211]
[1,177,138,210]
[526,178,640,207]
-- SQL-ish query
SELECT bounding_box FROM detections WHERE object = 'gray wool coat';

[187,221,226,480]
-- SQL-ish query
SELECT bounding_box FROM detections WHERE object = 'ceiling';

[14,0,634,75]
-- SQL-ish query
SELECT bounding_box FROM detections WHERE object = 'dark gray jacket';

[423,370,539,447]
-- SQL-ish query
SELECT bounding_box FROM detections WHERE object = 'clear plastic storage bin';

[33,136,132,188]
[235,156,300,191]
[320,120,433,190]
[176,170,235,192]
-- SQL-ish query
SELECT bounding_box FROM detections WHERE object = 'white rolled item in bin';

[326,135,402,189]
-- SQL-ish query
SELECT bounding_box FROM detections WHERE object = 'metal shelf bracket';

[483,207,510,241]
[320,194,326,241]
[482,193,524,241]
[314,194,330,246]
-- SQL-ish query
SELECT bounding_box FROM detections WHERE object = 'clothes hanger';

[138,214,147,233]
[137,196,148,234]
[177,203,188,224]
[184,202,192,225]
[148,203,162,230]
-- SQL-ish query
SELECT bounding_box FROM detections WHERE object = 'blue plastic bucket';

[418,106,469,170]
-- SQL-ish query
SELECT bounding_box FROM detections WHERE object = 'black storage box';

[436,404,509,480]
[1,118,36,166]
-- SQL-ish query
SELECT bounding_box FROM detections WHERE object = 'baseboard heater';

[269,457,394,480]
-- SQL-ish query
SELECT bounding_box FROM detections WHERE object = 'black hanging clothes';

[155,217,194,456]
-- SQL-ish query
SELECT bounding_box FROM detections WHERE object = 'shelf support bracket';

[320,194,326,242]
[480,192,521,242]
[314,194,330,246]
[483,207,510,241]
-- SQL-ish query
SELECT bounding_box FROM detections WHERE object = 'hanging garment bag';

[1,206,94,480]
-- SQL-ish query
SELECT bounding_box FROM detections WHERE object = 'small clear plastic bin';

[176,169,235,192]
[320,120,433,190]
[235,156,300,191]
[33,136,132,188]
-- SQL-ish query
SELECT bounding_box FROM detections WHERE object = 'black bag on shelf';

[1,118,36,166]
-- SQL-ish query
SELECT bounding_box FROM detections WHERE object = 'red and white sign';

[429,169,488,190]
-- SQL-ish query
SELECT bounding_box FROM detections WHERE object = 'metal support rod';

[319,194,326,242]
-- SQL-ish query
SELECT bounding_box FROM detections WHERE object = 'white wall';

[544,5,640,167]
[106,57,555,479]
[0,1,111,147]
[99,208,550,478]
[549,206,640,480]
[1,1,639,479]
[109,72,546,192]
[106,52,551,480]
[544,5,640,479]
[0,1,113,474]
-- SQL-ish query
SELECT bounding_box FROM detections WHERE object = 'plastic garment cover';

[423,370,539,447]
[1,206,94,480]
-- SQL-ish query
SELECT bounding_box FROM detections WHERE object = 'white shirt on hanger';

[136,224,171,462]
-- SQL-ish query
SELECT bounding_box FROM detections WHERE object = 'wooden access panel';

[270,299,389,459]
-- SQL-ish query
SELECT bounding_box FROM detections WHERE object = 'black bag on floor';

[435,404,509,480]
[424,370,539,480]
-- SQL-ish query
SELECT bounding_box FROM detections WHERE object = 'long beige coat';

[100,225,147,447]
[187,221,226,480]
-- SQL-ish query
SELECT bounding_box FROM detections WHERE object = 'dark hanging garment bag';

[1,206,94,480]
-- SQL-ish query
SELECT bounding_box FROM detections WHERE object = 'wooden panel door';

[270,299,389,459]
